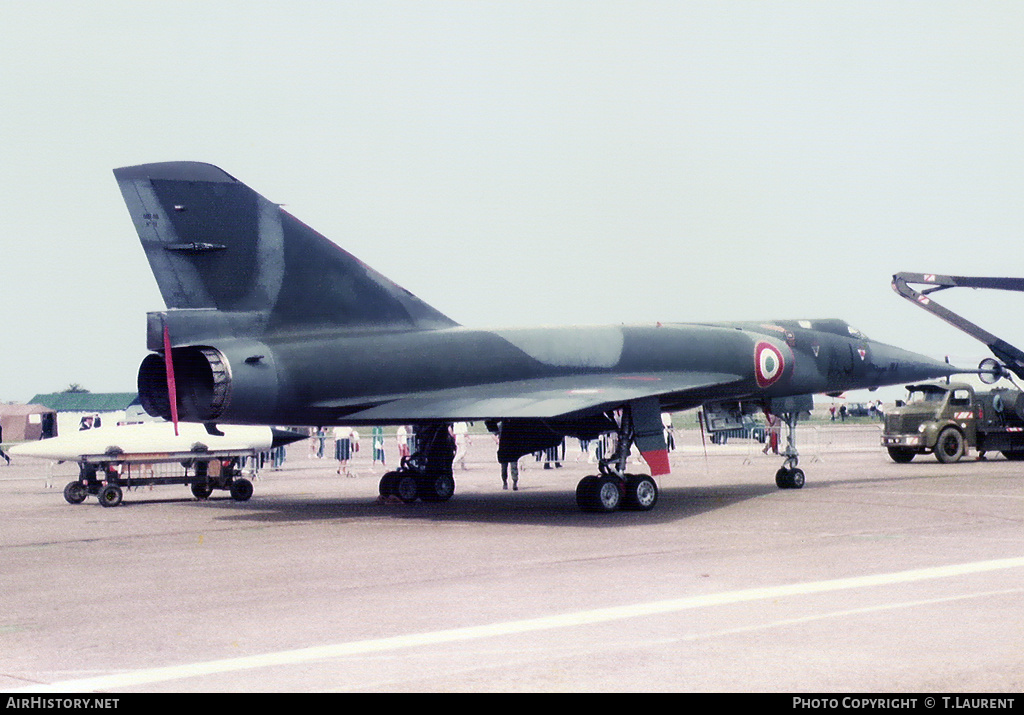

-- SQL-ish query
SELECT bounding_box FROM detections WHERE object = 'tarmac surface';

[1,424,1022,693]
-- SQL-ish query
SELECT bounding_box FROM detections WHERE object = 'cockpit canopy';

[789,319,869,340]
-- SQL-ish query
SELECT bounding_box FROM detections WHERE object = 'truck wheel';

[1001,451,1024,461]
[934,428,965,463]
[887,447,916,464]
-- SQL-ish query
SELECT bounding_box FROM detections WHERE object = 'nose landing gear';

[774,411,805,490]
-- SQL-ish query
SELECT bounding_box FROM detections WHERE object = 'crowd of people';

[283,417,684,490]
[259,403,880,487]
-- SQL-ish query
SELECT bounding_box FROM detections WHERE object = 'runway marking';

[322,587,1024,692]
[665,586,1024,643]
[14,555,1024,693]
[835,488,1024,502]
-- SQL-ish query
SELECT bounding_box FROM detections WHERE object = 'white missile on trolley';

[10,422,306,463]
[11,422,307,506]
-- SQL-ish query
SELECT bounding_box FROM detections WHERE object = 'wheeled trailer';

[62,454,259,507]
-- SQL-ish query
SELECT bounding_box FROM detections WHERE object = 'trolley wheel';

[98,484,123,507]
[191,482,214,499]
[229,478,254,501]
[63,481,88,505]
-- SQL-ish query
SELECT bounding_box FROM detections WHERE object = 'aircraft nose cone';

[870,343,961,384]
[270,428,308,449]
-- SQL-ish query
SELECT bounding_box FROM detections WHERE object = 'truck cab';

[882,381,1024,463]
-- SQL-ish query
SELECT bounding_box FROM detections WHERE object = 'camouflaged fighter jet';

[114,162,957,513]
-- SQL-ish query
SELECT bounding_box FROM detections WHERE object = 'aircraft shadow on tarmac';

[206,482,782,528]
[187,460,1018,528]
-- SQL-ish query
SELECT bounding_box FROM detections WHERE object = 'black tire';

[63,481,88,504]
[622,475,658,511]
[775,467,805,489]
[229,478,254,501]
[788,468,805,489]
[590,475,622,513]
[378,471,399,497]
[576,476,599,511]
[395,474,419,503]
[418,473,455,502]
[1001,451,1024,461]
[775,468,791,489]
[887,447,916,464]
[934,428,965,463]
[98,485,123,507]
[191,482,213,499]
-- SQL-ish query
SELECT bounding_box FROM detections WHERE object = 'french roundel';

[755,341,785,388]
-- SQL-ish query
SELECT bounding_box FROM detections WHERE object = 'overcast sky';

[3,1,1024,405]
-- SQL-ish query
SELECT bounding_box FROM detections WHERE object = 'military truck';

[882,381,1024,463]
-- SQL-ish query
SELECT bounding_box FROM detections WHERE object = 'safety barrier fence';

[672,424,885,464]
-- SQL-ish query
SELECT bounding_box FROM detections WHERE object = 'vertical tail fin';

[114,162,457,335]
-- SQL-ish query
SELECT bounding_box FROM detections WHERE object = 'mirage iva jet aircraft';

[113,162,957,513]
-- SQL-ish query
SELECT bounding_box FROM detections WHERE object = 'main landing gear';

[378,424,456,504]
[575,418,660,513]
[774,411,805,490]
[576,473,659,513]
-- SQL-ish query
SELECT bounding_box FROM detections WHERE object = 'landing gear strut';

[575,410,660,513]
[378,423,456,503]
[774,411,805,490]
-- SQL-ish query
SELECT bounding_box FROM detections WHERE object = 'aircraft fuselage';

[139,318,951,428]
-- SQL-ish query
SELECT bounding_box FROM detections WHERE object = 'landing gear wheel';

[621,475,658,511]
[418,473,455,502]
[229,478,254,501]
[789,468,805,489]
[395,474,420,503]
[191,483,213,500]
[577,475,622,513]
[378,471,400,497]
[775,467,805,489]
[595,476,622,512]
[98,484,123,507]
[935,427,965,463]
[63,481,88,504]
[576,476,598,511]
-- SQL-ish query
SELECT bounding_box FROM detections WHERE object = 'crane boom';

[892,272,1024,380]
